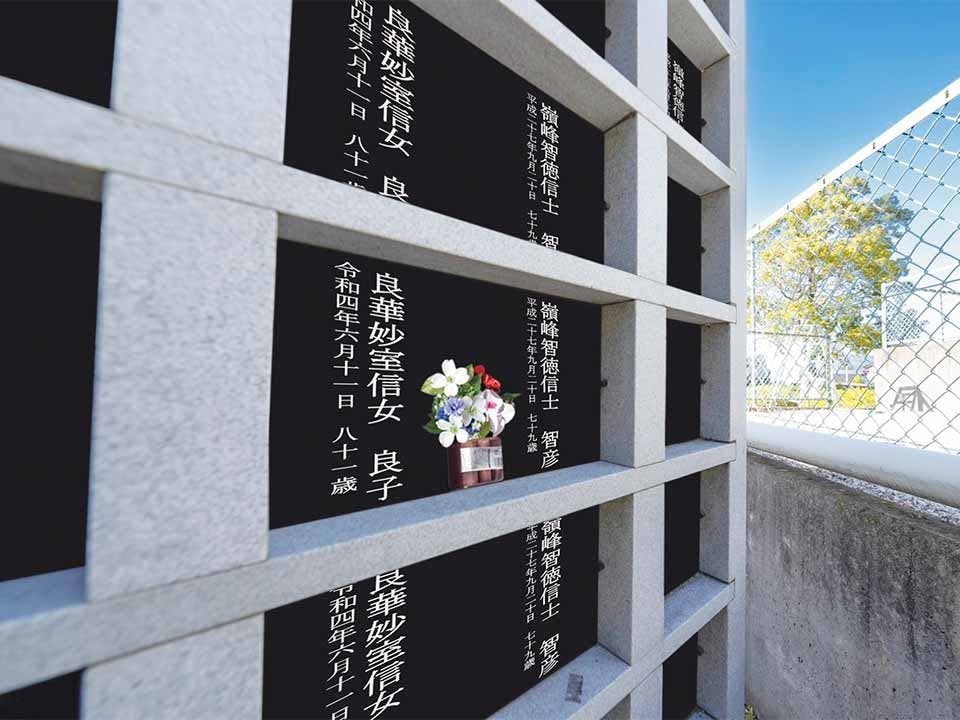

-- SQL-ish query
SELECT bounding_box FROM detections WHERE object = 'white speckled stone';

[703,57,731,165]
[112,0,291,160]
[701,322,733,442]
[605,115,668,283]
[606,0,667,109]
[604,665,662,720]
[701,188,732,302]
[599,486,664,664]
[698,601,744,720]
[82,616,263,720]
[87,174,275,600]
[602,301,665,467]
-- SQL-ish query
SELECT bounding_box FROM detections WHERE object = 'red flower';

[483,374,501,392]
[473,364,486,377]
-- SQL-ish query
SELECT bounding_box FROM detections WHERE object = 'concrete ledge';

[492,567,736,720]
[411,0,633,130]
[664,573,735,657]
[268,461,638,585]
[492,645,632,720]
[492,646,669,720]
[0,78,736,322]
[747,421,960,509]
[663,285,737,325]
[277,209,635,307]
[667,135,733,195]
[668,0,733,70]
[666,439,738,477]
[0,443,734,693]
[0,146,101,202]
[268,443,734,591]
[0,568,84,627]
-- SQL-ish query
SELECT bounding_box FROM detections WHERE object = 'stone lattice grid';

[0,1,747,718]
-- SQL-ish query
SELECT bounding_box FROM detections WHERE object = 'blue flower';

[436,397,466,422]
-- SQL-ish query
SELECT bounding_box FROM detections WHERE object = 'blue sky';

[748,0,960,228]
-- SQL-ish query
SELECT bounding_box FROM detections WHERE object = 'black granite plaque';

[270,240,601,527]
[263,506,599,719]
[666,320,701,446]
[665,473,702,594]
[538,0,606,57]
[664,317,702,593]
[668,179,703,294]
[0,672,81,720]
[667,40,702,141]
[0,1,116,107]
[663,634,699,719]
[284,0,604,263]
[1,184,99,583]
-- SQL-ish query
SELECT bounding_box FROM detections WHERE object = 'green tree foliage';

[753,176,913,352]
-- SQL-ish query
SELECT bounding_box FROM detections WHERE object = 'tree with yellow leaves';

[752,176,913,353]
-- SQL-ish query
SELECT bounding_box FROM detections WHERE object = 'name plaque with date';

[269,240,602,527]
[284,0,605,263]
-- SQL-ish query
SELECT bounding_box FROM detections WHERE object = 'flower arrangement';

[421,359,518,447]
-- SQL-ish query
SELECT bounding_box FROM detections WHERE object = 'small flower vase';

[447,437,505,490]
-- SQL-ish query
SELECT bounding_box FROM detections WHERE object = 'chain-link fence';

[748,81,960,454]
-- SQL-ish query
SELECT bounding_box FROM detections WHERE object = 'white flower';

[437,416,469,447]
[500,400,516,428]
[461,395,486,426]
[428,359,470,397]
[475,389,516,437]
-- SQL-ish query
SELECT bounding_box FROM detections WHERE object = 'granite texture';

[112,0,291,160]
[82,617,264,719]
[87,175,275,600]
[605,115,668,283]
[602,301,666,467]
[606,665,663,720]
[599,487,666,664]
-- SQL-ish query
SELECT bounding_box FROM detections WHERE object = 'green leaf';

[421,377,442,395]
[423,420,441,434]
[461,374,481,397]
[477,421,491,439]
[502,392,520,404]
[466,364,474,377]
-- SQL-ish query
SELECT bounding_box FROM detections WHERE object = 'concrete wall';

[745,450,960,719]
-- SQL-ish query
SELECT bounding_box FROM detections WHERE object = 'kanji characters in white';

[332,262,363,497]
[523,92,561,247]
